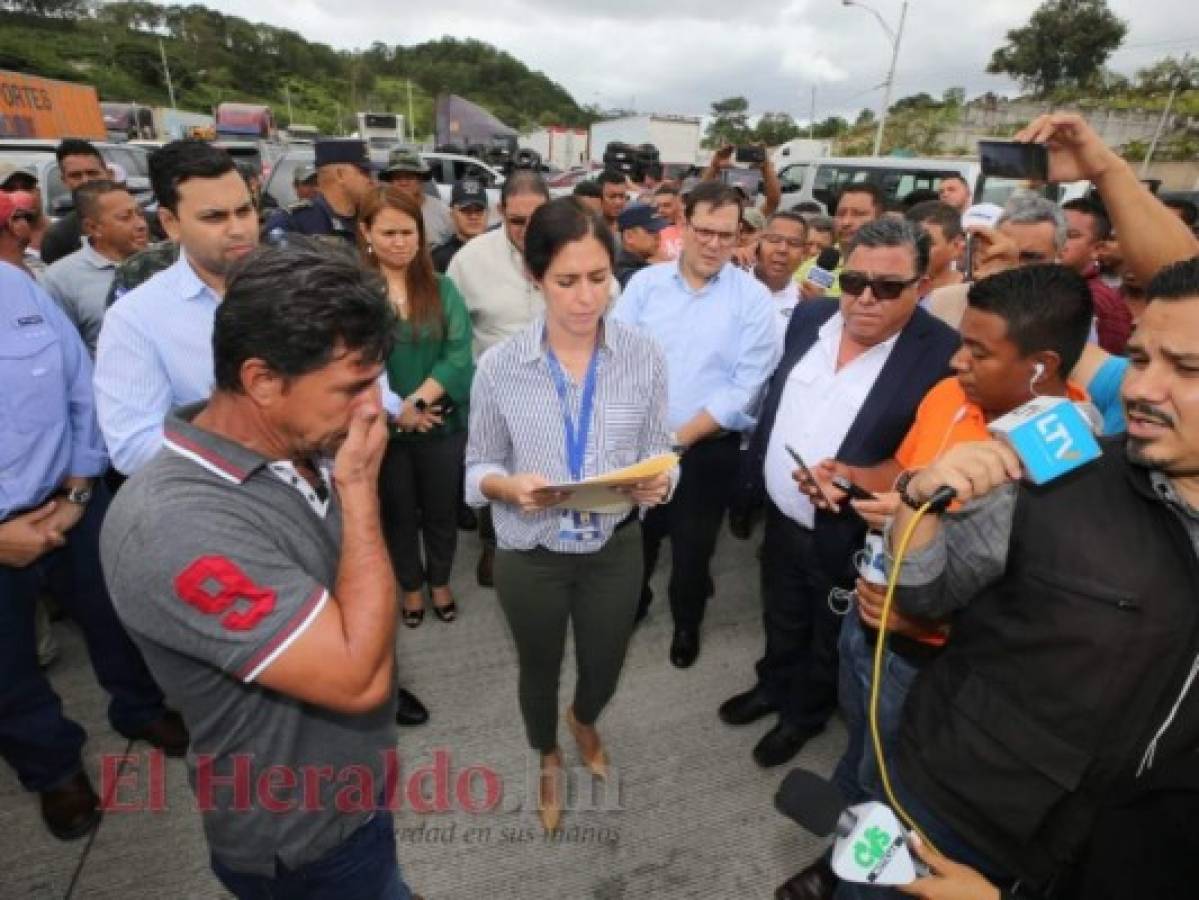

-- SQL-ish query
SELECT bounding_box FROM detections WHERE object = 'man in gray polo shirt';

[101,241,419,899]
[41,180,148,354]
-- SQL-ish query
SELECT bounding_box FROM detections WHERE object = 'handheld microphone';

[775,768,926,886]
[806,247,841,291]
[922,395,1102,509]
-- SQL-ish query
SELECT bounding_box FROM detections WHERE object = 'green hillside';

[0,4,593,137]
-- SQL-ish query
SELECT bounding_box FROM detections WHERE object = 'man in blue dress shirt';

[613,181,780,668]
[0,263,185,842]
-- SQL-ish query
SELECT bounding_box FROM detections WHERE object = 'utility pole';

[158,37,176,109]
[842,0,908,156]
[406,78,415,143]
[1141,76,1180,177]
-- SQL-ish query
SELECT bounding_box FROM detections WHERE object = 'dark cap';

[0,161,37,189]
[314,139,374,170]
[379,149,431,180]
[617,204,669,233]
[451,178,488,209]
[292,163,317,185]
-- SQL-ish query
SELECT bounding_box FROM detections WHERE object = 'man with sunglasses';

[613,180,779,669]
[0,190,38,276]
[719,218,958,767]
[263,140,377,245]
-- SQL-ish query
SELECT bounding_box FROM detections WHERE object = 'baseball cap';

[0,161,38,190]
[451,178,488,209]
[379,149,431,180]
[0,190,37,226]
[617,204,669,233]
[962,202,1004,231]
[741,208,767,232]
[293,163,317,185]
[314,139,375,171]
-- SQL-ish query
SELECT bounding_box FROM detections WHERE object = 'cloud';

[149,0,1187,121]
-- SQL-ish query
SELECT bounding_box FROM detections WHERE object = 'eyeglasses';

[506,216,531,228]
[9,211,36,224]
[690,224,738,246]
[761,233,805,249]
[839,270,920,300]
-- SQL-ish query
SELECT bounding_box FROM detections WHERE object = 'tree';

[753,111,802,147]
[1135,54,1198,94]
[703,96,752,148]
[987,0,1127,95]
[942,86,966,107]
[855,108,875,126]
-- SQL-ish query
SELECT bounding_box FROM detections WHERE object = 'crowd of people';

[1,110,1198,900]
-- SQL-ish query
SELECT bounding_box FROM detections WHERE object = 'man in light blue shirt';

[613,181,780,668]
[0,262,185,842]
[94,140,258,476]
[95,140,401,477]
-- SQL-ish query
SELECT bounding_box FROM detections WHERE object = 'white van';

[776,155,980,214]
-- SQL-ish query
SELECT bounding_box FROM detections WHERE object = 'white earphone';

[1032,362,1045,381]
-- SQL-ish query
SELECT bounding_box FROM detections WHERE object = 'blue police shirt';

[0,263,108,519]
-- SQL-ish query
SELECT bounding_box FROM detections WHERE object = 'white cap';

[962,202,1004,230]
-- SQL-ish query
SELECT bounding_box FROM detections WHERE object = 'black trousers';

[378,431,467,591]
[639,432,740,629]
[754,501,840,732]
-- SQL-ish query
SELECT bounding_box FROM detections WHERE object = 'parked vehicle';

[0,71,105,140]
[0,138,152,215]
[216,103,275,139]
[777,155,979,214]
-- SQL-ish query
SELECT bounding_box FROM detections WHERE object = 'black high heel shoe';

[431,588,457,623]
[402,592,425,628]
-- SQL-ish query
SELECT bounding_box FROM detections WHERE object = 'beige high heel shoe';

[565,706,609,780]
[539,749,563,831]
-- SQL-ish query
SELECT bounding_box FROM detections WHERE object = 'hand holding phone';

[978,140,1049,182]
[786,445,840,511]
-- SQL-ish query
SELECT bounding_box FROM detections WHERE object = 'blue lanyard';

[544,342,601,482]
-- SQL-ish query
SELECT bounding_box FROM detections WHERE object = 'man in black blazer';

[719,218,960,767]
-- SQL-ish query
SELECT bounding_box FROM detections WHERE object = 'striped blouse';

[465,315,675,553]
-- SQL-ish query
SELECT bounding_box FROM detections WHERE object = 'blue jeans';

[830,605,1011,899]
[211,810,413,900]
[831,604,921,805]
[0,484,166,791]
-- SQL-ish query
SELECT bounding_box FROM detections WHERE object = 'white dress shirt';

[764,312,898,528]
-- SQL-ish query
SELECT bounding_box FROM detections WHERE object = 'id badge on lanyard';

[546,340,601,543]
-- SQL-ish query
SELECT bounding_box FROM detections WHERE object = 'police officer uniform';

[262,140,375,244]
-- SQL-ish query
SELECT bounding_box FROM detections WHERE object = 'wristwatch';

[895,470,926,512]
[60,485,93,506]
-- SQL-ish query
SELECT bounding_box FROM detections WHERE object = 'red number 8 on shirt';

[175,556,277,632]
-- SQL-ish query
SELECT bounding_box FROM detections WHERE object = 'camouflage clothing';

[105,242,181,307]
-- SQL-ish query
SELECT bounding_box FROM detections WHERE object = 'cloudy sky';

[153,0,1192,121]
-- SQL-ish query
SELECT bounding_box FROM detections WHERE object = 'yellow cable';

[867,499,940,854]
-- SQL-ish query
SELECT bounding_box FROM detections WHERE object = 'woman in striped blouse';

[465,198,676,831]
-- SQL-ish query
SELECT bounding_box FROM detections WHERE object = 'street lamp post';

[842,0,908,156]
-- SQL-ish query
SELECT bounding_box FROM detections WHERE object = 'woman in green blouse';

[359,187,474,626]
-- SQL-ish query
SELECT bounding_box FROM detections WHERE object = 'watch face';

[68,487,92,504]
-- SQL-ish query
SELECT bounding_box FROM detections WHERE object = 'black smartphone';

[785,445,837,508]
[735,145,766,165]
[978,140,1049,181]
[831,474,876,502]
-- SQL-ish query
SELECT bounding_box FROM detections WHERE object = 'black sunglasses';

[839,270,920,300]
